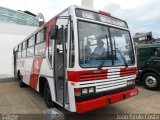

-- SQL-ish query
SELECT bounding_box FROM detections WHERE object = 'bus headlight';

[81,87,95,95]
[88,87,94,93]
[82,88,88,95]
[75,87,95,96]
[127,80,135,85]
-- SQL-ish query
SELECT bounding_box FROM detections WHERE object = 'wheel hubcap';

[145,76,157,88]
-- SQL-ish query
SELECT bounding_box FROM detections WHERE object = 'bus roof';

[13,5,128,50]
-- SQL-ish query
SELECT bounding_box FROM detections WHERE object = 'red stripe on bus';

[68,67,136,82]
[29,56,43,89]
[76,96,109,113]
[67,69,108,82]
[120,67,137,77]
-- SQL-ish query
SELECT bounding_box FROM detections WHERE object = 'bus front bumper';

[76,88,138,113]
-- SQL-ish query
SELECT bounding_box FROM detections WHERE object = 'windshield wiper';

[97,48,128,70]
[97,52,108,70]
[115,48,128,67]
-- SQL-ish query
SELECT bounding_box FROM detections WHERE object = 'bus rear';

[67,6,138,113]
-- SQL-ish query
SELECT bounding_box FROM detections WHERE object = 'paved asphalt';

[0,80,160,120]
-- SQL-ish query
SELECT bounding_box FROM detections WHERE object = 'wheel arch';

[139,69,160,82]
[17,70,21,80]
[39,76,48,96]
[17,70,20,76]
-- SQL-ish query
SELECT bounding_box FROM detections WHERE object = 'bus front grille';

[79,75,136,93]
[96,75,135,92]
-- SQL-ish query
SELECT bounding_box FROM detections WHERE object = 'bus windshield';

[78,21,135,68]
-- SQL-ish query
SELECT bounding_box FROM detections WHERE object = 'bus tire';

[142,72,160,90]
[44,82,55,108]
[17,72,25,88]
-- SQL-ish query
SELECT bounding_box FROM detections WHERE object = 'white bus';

[13,5,138,113]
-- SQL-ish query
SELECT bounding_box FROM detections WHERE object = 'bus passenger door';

[54,17,69,107]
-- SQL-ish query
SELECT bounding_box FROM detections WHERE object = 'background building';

[0,6,39,76]
[133,32,153,44]
[0,6,39,27]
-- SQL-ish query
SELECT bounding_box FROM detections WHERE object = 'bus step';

[43,108,64,120]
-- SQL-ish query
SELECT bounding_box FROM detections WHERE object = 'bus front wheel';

[44,82,55,108]
[142,72,160,90]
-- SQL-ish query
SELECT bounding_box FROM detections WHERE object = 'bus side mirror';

[50,25,58,39]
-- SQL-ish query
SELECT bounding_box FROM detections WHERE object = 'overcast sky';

[0,0,160,38]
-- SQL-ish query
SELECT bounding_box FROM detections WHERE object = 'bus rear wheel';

[17,72,25,88]
[142,72,160,90]
[44,82,55,108]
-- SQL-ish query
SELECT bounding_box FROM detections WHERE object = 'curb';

[0,77,18,83]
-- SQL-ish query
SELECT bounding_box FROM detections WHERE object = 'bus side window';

[22,42,27,58]
[17,44,22,59]
[35,42,46,56]
[36,29,46,43]
[27,35,35,57]
[35,29,46,56]
[56,28,63,53]
[18,52,21,59]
